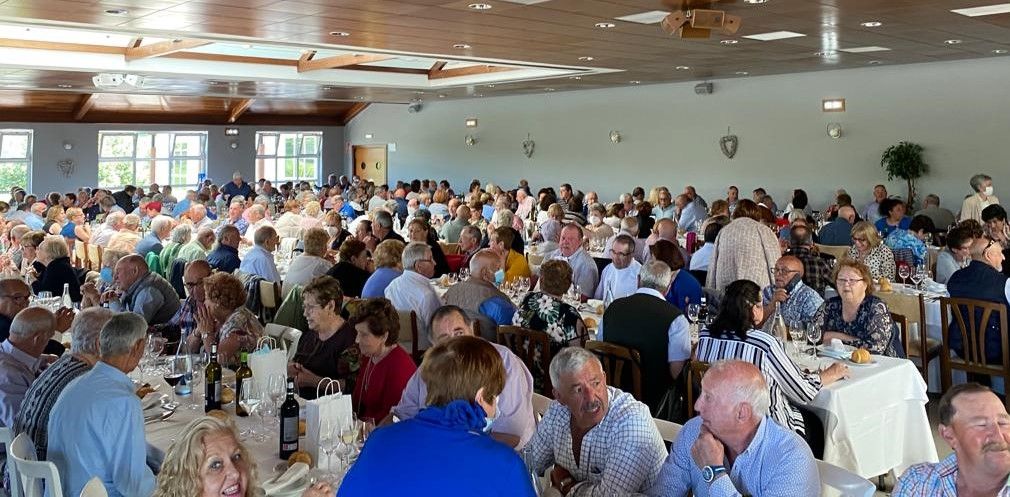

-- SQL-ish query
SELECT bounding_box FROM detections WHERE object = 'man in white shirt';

[188,203,212,230]
[676,194,706,233]
[245,204,273,244]
[239,225,281,282]
[546,224,599,298]
[384,242,442,349]
[690,219,728,272]
[595,234,642,305]
[91,211,125,247]
[367,185,389,212]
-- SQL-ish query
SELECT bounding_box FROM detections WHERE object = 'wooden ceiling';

[0,0,1008,123]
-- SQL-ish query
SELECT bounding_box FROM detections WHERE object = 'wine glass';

[187,362,204,411]
[686,303,701,324]
[239,378,263,441]
[897,264,911,286]
[805,322,823,358]
[340,419,360,461]
[788,324,805,355]
[164,356,189,407]
[360,417,376,445]
[319,418,342,478]
[910,265,924,291]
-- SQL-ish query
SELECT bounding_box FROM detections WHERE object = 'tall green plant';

[880,141,928,206]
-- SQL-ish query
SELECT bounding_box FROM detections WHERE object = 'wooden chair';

[815,243,850,261]
[439,242,460,255]
[908,293,942,384]
[939,297,1010,407]
[10,433,64,497]
[890,311,911,359]
[584,340,643,401]
[685,360,711,415]
[396,310,421,364]
[73,240,88,270]
[86,243,102,273]
[497,325,554,395]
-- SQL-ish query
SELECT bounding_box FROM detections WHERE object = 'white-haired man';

[135,214,173,258]
[647,360,819,496]
[385,242,441,350]
[0,307,55,427]
[239,225,281,282]
[221,170,253,203]
[91,211,125,247]
[545,224,599,299]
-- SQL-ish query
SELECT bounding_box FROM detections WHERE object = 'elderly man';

[221,171,253,203]
[373,210,405,243]
[245,204,273,244]
[605,216,648,264]
[961,173,1001,223]
[685,185,708,210]
[102,254,180,325]
[91,211,125,247]
[107,214,143,252]
[14,308,112,463]
[676,194,706,233]
[946,237,1010,364]
[385,242,442,350]
[894,383,1007,495]
[760,255,824,328]
[48,313,156,497]
[389,305,534,448]
[862,184,888,223]
[818,204,857,246]
[595,234,642,304]
[0,278,67,355]
[647,360,819,496]
[177,227,214,263]
[188,203,211,230]
[0,307,54,427]
[653,189,677,220]
[367,185,389,212]
[216,201,249,237]
[599,260,692,413]
[333,194,357,219]
[515,188,535,220]
[440,204,470,243]
[239,225,281,282]
[527,346,667,495]
[167,260,211,341]
[546,224,599,298]
[135,214,173,259]
[785,226,833,295]
[647,218,692,267]
[207,225,241,273]
[915,194,956,231]
[443,250,516,340]
[458,224,482,269]
[690,218,728,273]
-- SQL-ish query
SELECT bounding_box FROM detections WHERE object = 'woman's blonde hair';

[304,201,321,217]
[153,416,258,497]
[65,207,83,221]
[302,227,329,257]
[373,239,405,269]
[850,221,881,247]
[46,205,64,222]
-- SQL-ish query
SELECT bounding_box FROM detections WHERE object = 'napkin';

[141,393,163,411]
[818,346,851,360]
[263,463,309,495]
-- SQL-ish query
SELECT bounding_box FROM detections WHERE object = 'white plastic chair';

[279,237,298,256]
[532,393,552,423]
[0,427,20,497]
[263,323,302,361]
[9,433,63,497]
[79,477,107,497]
[817,460,875,497]
[653,418,683,444]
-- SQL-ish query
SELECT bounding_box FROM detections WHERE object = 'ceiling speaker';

[695,82,714,95]
[690,9,725,30]
[661,12,688,35]
[407,102,423,113]
[722,15,742,34]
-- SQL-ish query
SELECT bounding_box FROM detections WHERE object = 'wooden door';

[352,145,388,185]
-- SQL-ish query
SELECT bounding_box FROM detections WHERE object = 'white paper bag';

[305,378,353,463]
[248,337,287,383]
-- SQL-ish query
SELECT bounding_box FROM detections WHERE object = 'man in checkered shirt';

[524,346,666,495]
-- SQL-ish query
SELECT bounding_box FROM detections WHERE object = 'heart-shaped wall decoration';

[522,133,535,158]
[719,132,738,159]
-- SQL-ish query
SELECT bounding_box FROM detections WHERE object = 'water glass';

[240,378,264,441]
[805,322,823,357]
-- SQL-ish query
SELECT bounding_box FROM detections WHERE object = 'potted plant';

[880,141,928,206]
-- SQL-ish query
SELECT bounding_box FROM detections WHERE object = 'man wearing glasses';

[595,234,642,305]
[759,255,824,328]
[946,237,1010,366]
[170,260,212,354]
[0,279,71,355]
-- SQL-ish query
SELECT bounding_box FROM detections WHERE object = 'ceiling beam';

[298,53,394,73]
[428,60,447,79]
[73,93,98,120]
[227,98,255,123]
[428,65,516,80]
[0,38,124,55]
[125,38,210,62]
[341,102,370,125]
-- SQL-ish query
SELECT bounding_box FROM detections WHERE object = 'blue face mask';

[483,396,499,432]
[100,267,113,283]
[494,269,505,286]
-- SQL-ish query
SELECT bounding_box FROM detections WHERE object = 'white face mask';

[589,215,602,226]
[984,186,995,196]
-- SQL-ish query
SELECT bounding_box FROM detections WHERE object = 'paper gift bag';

[248,337,287,382]
[305,378,353,462]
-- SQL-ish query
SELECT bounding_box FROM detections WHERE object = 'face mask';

[100,267,113,283]
[483,396,500,432]
[494,269,505,286]
[985,186,995,196]
[589,216,602,226]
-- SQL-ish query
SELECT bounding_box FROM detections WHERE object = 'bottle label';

[282,416,299,444]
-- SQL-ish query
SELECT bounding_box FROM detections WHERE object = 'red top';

[352,345,416,422]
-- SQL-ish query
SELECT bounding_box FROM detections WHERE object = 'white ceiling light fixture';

[569,76,582,80]
[595,22,616,28]
[578,56,594,61]
[452,43,472,49]
[675,65,691,70]
[468,3,492,10]
[822,98,846,112]
[952,3,1010,17]
[867,60,883,65]
[944,39,963,45]
[839,46,891,53]
[498,0,551,4]
[994,49,1008,54]
[615,11,670,24]
[93,72,148,89]
[104,8,129,15]
[735,71,749,75]
[328,31,351,37]
[743,30,805,41]
[860,21,883,27]
[57,84,72,88]
[629,80,641,84]
[743,0,768,3]
[720,39,739,45]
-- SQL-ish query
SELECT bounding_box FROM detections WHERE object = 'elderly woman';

[696,279,847,450]
[340,336,534,496]
[583,202,614,245]
[160,224,192,279]
[61,207,91,244]
[273,199,303,237]
[289,275,359,398]
[603,202,623,230]
[814,260,903,357]
[982,204,1010,251]
[935,226,973,284]
[535,203,565,244]
[884,215,934,267]
[189,272,264,367]
[846,221,896,280]
[299,200,323,231]
[19,230,45,279]
[32,235,81,301]
[107,213,143,252]
[874,198,911,238]
[489,227,530,283]
[283,227,333,297]
[323,238,371,298]
[467,200,488,233]
[80,249,128,308]
[650,239,702,311]
[43,205,66,235]
[362,240,404,298]
[350,298,416,422]
[427,189,451,221]
[706,199,782,292]
[2,224,30,272]
[153,416,264,497]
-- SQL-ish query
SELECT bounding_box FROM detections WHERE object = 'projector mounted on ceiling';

[660,0,741,39]
[92,73,146,89]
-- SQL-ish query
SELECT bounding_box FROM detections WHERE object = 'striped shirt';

[695,329,822,435]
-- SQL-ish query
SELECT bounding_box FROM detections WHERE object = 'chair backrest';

[939,297,1010,404]
[653,418,683,444]
[816,459,875,497]
[686,360,711,415]
[497,325,554,394]
[396,310,419,362]
[86,244,102,272]
[0,427,20,497]
[79,477,108,497]
[890,311,910,360]
[532,393,552,423]
[263,323,303,361]
[279,237,298,256]
[73,241,88,270]
[9,433,63,497]
[584,340,643,401]
[439,242,460,255]
[259,280,281,322]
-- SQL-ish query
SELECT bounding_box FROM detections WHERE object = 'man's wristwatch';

[702,465,727,483]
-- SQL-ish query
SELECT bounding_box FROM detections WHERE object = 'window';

[0,129,32,202]
[255,131,322,184]
[97,131,207,191]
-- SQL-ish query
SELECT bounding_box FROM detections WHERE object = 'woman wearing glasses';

[813,260,903,357]
[846,221,896,281]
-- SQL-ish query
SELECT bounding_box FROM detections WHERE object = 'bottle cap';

[240,352,248,362]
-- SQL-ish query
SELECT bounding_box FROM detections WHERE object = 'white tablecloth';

[796,353,938,478]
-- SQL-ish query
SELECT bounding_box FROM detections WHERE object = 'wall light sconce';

[229,140,240,149]
[822,98,846,112]
[62,141,73,151]
[826,123,843,139]
[609,130,622,143]
[465,118,478,128]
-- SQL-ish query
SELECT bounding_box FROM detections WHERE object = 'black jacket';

[32,257,82,302]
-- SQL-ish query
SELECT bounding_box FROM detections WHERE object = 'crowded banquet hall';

[1,1,1010,496]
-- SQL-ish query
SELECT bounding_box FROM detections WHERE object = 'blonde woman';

[846,221,896,280]
[43,205,66,235]
[62,207,91,243]
[153,416,260,497]
[300,200,323,231]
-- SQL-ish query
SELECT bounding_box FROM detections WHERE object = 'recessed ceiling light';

[839,46,891,53]
[438,94,446,98]
[578,56,594,61]
[329,31,351,37]
[105,8,128,15]
[614,10,670,24]
[944,39,963,45]
[468,3,492,10]
[487,84,495,88]
[744,0,768,4]
[720,39,739,45]
[595,22,616,28]
[57,84,73,88]
[569,76,582,80]
[545,88,555,92]
[675,65,691,70]
[813,51,836,57]
[452,43,471,49]
[952,3,1010,17]
[867,60,883,65]
[355,96,364,100]
[743,31,806,41]
[994,49,1008,54]
[629,80,641,84]
[860,21,882,27]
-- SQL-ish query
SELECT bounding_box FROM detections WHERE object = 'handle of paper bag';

[316,377,338,399]
[256,336,278,351]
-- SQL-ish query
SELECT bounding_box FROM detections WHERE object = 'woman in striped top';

[695,280,848,440]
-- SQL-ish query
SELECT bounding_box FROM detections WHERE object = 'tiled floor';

[873,395,950,496]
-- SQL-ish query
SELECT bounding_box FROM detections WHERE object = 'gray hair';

[619,193,632,203]
[402,241,431,273]
[708,360,771,418]
[70,307,114,355]
[970,174,992,193]
[38,235,69,260]
[9,307,55,339]
[10,225,29,240]
[495,209,514,227]
[99,312,148,358]
[459,225,482,242]
[925,194,940,206]
[613,234,636,252]
[549,346,601,389]
[638,260,672,292]
[150,215,174,235]
[374,210,394,229]
[248,204,266,218]
[787,210,806,223]
[105,211,126,227]
[170,223,193,244]
[254,225,277,246]
[122,214,141,230]
[620,216,640,235]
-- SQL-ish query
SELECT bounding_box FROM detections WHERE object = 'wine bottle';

[772,302,789,346]
[279,377,299,459]
[204,344,222,413]
[61,282,72,308]
[697,296,709,324]
[234,352,252,417]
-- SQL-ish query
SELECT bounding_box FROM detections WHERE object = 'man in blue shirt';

[47,312,156,497]
[647,360,819,497]
[818,205,857,246]
[134,215,172,259]
[207,225,242,274]
[220,171,253,203]
[239,225,281,282]
[676,194,706,233]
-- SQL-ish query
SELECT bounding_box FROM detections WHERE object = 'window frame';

[97,130,208,191]
[0,129,33,202]
[254,131,323,185]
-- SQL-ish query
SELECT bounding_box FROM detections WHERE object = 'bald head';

[114,254,149,290]
[469,249,502,283]
[971,237,1005,271]
[701,360,771,423]
[655,218,678,241]
[183,260,212,303]
[9,307,55,356]
[196,227,215,249]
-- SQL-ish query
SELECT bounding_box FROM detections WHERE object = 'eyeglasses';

[611,249,633,257]
[183,278,207,289]
[772,267,799,275]
[837,278,865,286]
[984,237,997,254]
[852,237,868,243]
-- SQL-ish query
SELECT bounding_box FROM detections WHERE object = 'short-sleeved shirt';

[292,320,359,398]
